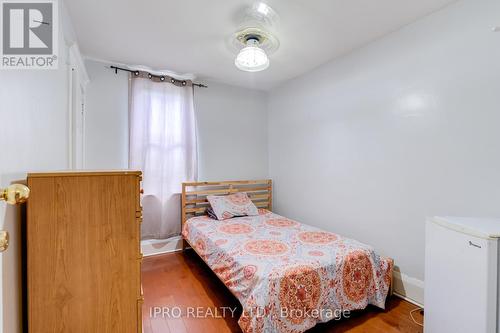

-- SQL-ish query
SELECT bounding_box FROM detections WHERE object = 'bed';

[181,180,393,333]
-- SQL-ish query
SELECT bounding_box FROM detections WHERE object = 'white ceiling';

[65,0,456,90]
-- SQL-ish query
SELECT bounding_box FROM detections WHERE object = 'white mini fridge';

[425,217,500,333]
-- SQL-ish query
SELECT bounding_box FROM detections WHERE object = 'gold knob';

[0,184,30,205]
[0,231,9,252]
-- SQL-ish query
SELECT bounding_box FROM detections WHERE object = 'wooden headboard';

[181,179,272,230]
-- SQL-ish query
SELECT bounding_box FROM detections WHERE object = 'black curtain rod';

[109,65,208,88]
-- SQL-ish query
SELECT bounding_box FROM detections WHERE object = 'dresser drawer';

[137,256,143,298]
[136,217,142,256]
[137,296,144,333]
[136,176,142,212]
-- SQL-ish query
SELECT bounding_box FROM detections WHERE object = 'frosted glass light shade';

[235,39,269,72]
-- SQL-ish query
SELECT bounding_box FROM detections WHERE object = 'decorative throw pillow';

[207,192,258,220]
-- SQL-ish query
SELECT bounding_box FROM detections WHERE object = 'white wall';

[0,2,82,332]
[194,81,268,180]
[83,65,269,180]
[84,60,129,169]
[268,0,500,304]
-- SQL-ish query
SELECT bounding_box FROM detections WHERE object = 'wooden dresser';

[26,171,143,333]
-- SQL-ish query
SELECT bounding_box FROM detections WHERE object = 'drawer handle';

[469,241,482,249]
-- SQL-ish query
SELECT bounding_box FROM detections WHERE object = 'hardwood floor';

[142,251,424,333]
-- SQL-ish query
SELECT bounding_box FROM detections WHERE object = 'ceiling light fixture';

[230,3,279,73]
[235,36,269,72]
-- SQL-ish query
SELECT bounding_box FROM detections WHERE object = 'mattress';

[182,209,393,333]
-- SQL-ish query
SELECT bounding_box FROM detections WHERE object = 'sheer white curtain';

[129,76,197,239]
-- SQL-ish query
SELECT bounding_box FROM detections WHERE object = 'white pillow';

[207,192,258,220]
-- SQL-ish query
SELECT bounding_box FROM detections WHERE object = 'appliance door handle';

[468,241,482,249]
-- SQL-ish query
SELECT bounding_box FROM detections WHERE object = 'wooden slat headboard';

[181,179,272,231]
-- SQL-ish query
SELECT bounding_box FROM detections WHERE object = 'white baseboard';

[141,236,183,257]
[392,271,424,307]
[393,292,423,308]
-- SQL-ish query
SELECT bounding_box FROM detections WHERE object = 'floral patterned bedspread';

[182,209,393,333]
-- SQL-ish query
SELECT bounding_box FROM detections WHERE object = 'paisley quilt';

[182,209,393,333]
